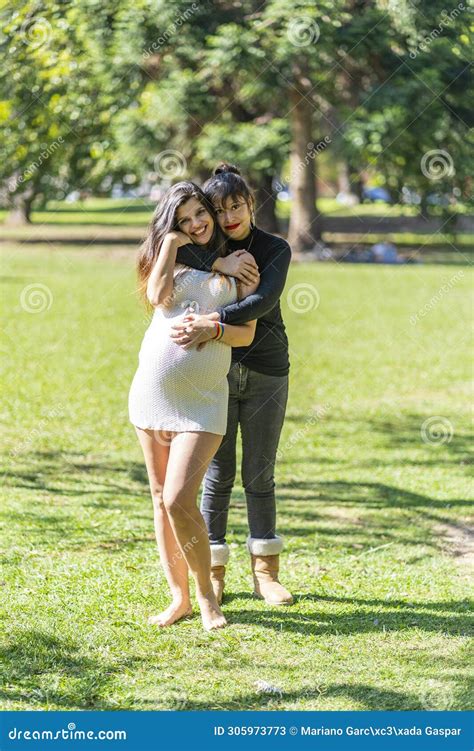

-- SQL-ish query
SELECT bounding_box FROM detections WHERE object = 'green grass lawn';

[2,198,472,261]
[0,197,408,226]
[1,197,398,226]
[0,195,471,226]
[1,243,472,711]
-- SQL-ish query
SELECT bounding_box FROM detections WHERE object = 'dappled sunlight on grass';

[0,246,472,710]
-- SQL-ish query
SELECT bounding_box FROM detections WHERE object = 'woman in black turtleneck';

[169,164,293,607]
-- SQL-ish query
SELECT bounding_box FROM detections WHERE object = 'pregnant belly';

[138,322,231,396]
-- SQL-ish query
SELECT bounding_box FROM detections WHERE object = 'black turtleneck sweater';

[176,227,291,377]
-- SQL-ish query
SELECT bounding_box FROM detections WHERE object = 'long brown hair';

[137,181,227,301]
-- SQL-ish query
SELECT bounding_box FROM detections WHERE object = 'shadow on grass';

[282,413,472,467]
[223,599,472,637]
[310,594,473,613]
[1,451,146,498]
[0,629,135,709]
[278,480,471,509]
[4,452,470,513]
[2,421,471,566]
[164,678,470,711]
[1,448,471,558]
[175,684,421,710]
[1,626,470,710]
[0,507,155,556]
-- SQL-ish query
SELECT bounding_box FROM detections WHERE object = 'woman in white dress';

[129,182,258,631]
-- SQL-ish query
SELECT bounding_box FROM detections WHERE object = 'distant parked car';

[401,186,421,205]
[362,186,392,203]
[427,193,450,206]
[401,187,452,207]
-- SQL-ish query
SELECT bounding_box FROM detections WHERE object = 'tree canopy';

[1,0,472,248]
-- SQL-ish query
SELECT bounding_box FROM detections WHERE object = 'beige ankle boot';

[248,536,294,606]
[210,543,229,605]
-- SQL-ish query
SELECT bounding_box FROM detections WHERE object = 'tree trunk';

[5,188,35,225]
[287,91,320,252]
[255,173,279,234]
[193,166,209,185]
[347,161,364,202]
[419,192,430,221]
[337,162,351,194]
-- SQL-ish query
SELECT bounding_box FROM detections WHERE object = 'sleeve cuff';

[176,244,218,272]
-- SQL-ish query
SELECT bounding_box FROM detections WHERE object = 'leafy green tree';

[113,0,344,243]
[0,0,136,223]
[111,1,289,231]
[335,0,473,217]
[2,0,471,245]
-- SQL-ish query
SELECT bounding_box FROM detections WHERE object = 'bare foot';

[148,600,192,627]
[197,591,227,631]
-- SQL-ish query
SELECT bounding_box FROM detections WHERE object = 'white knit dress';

[129,265,237,435]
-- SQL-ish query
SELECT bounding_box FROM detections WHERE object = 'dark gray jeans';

[200,362,289,543]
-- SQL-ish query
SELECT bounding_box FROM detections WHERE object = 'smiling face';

[213,195,252,241]
[176,197,214,245]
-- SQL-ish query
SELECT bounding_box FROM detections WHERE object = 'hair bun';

[213,163,241,176]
